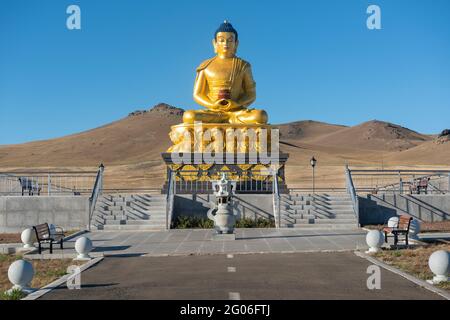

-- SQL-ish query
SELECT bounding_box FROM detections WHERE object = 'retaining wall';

[0,196,89,232]
[358,194,450,225]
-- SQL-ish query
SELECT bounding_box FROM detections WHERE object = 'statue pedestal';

[212,233,236,241]
[161,152,289,194]
[167,123,274,153]
[162,123,288,194]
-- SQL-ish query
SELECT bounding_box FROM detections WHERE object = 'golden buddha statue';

[183,21,268,125]
[163,22,285,189]
[167,21,272,153]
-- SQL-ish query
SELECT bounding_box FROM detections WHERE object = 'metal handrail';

[88,164,104,231]
[354,172,449,195]
[427,181,447,194]
[345,166,360,227]
[272,169,280,228]
[349,169,450,173]
[166,170,176,230]
[1,171,97,196]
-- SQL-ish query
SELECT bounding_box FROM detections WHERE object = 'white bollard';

[365,230,384,254]
[427,250,449,284]
[7,259,35,294]
[74,236,93,260]
[20,228,35,250]
[408,219,421,240]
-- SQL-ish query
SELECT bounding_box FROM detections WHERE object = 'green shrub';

[0,288,27,300]
[172,216,214,229]
[173,216,274,229]
[236,217,275,228]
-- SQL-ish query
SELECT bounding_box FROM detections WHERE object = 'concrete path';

[25,228,368,258]
[40,252,443,300]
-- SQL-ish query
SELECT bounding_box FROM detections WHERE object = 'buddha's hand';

[213,99,240,112]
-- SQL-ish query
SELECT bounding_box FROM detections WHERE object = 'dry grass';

[0,254,84,297]
[0,233,21,244]
[374,243,450,291]
[0,229,81,244]
[422,220,450,233]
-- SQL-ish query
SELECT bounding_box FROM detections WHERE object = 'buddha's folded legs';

[228,108,268,124]
[183,109,229,124]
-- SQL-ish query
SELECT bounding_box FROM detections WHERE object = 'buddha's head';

[213,20,238,58]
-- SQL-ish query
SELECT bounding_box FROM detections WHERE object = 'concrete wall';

[174,194,273,220]
[358,194,450,225]
[0,196,89,232]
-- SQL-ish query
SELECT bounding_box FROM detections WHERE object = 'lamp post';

[310,156,317,194]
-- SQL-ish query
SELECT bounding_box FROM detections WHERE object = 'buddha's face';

[213,32,238,58]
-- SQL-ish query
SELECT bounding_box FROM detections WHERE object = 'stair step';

[288,205,313,210]
[281,223,358,229]
[313,208,354,214]
[281,208,311,214]
[126,219,167,225]
[282,213,315,219]
[102,225,166,231]
[102,215,124,220]
[104,219,127,225]
[314,219,356,224]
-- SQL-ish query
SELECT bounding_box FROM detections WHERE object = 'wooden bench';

[33,223,65,254]
[409,177,429,194]
[18,177,41,196]
[383,215,413,246]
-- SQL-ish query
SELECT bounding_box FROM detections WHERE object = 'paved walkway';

[40,252,443,300]
[26,228,369,258]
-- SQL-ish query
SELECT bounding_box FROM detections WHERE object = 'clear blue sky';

[1,0,449,145]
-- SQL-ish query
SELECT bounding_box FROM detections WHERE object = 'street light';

[310,156,317,194]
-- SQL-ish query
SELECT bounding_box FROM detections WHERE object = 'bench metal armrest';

[50,226,65,238]
[54,226,65,234]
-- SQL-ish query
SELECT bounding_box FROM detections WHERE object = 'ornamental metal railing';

[171,169,278,194]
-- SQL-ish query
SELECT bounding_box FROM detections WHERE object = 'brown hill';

[385,134,450,165]
[306,120,431,152]
[277,120,347,141]
[0,104,447,189]
[0,103,183,167]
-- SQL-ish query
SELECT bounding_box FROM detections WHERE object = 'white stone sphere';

[8,260,34,288]
[428,250,450,277]
[21,228,35,248]
[75,237,93,258]
[409,219,421,238]
[387,216,399,228]
[366,230,384,252]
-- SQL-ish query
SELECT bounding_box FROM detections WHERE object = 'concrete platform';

[24,228,368,258]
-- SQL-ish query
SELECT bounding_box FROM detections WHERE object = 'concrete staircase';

[280,193,358,229]
[92,194,167,231]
